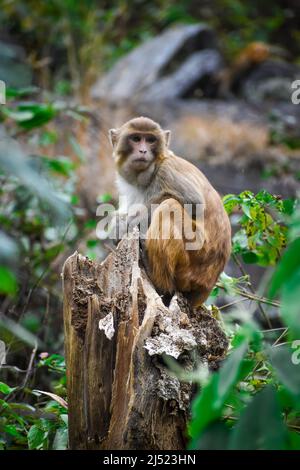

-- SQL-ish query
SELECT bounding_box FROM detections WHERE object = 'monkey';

[108,116,231,307]
[218,42,288,97]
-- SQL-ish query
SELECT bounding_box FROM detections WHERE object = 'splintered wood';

[62,229,228,450]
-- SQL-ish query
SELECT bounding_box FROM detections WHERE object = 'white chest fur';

[116,175,145,213]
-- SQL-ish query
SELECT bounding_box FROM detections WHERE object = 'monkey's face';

[124,132,158,171]
[113,131,163,178]
[109,117,171,181]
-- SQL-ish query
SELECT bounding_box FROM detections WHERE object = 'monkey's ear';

[109,129,118,147]
[164,130,171,147]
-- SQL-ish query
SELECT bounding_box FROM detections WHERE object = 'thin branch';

[219,298,248,310]
[272,328,289,347]
[244,328,289,381]
[232,253,272,328]
[22,341,38,389]
[216,282,281,309]
[5,341,38,403]
[260,327,287,333]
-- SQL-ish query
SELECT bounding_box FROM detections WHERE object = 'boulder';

[91,23,219,104]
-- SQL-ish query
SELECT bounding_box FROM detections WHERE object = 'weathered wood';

[62,230,228,450]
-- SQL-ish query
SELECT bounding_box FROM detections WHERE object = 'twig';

[22,341,38,389]
[20,220,72,318]
[260,327,287,333]
[216,283,281,308]
[232,253,272,328]
[5,341,38,403]
[244,328,289,381]
[272,328,289,347]
[219,298,248,310]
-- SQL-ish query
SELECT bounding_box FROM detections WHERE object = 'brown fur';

[110,116,231,307]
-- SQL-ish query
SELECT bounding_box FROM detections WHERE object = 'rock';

[91,23,219,104]
[144,49,223,101]
[240,60,300,104]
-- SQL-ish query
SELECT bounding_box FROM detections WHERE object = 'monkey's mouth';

[132,157,150,168]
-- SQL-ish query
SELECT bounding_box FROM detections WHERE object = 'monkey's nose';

[139,150,147,154]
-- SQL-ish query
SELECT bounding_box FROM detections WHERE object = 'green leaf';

[241,202,252,219]
[229,386,287,450]
[6,86,39,98]
[1,108,34,121]
[188,373,220,442]
[16,103,56,130]
[282,199,295,216]
[269,238,300,298]
[60,414,68,426]
[231,323,262,352]
[52,427,68,450]
[268,345,300,396]
[86,239,99,248]
[216,342,248,407]
[288,431,300,450]
[281,268,300,339]
[193,422,230,450]
[27,425,46,450]
[0,266,17,295]
[242,251,259,264]
[223,194,240,214]
[0,381,16,394]
[39,130,58,147]
[4,424,25,440]
[97,193,113,203]
[45,157,76,177]
[189,341,249,442]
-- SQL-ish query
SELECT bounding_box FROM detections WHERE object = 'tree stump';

[62,229,228,450]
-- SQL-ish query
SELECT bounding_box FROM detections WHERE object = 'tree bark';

[62,229,228,450]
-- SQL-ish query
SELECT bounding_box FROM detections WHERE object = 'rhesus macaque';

[219,42,288,97]
[108,117,231,306]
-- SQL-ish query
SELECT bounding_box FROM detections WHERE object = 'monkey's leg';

[145,198,189,294]
[184,288,211,308]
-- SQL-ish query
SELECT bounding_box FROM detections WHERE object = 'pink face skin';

[127,133,158,170]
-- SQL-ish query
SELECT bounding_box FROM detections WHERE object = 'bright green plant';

[0,354,67,450]
[224,190,294,266]
[188,194,300,450]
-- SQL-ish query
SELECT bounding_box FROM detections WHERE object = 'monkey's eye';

[131,135,141,142]
[146,135,157,144]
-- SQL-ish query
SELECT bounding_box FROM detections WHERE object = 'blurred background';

[0,0,300,450]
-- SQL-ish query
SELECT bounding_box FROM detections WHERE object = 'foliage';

[0,0,300,452]
[224,190,294,266]
[1,0,298,95]
[0,91,84,313]
[0,354,67,450]
[0,0,194,94]
[0,88,100,450]
[188,194,300,450]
